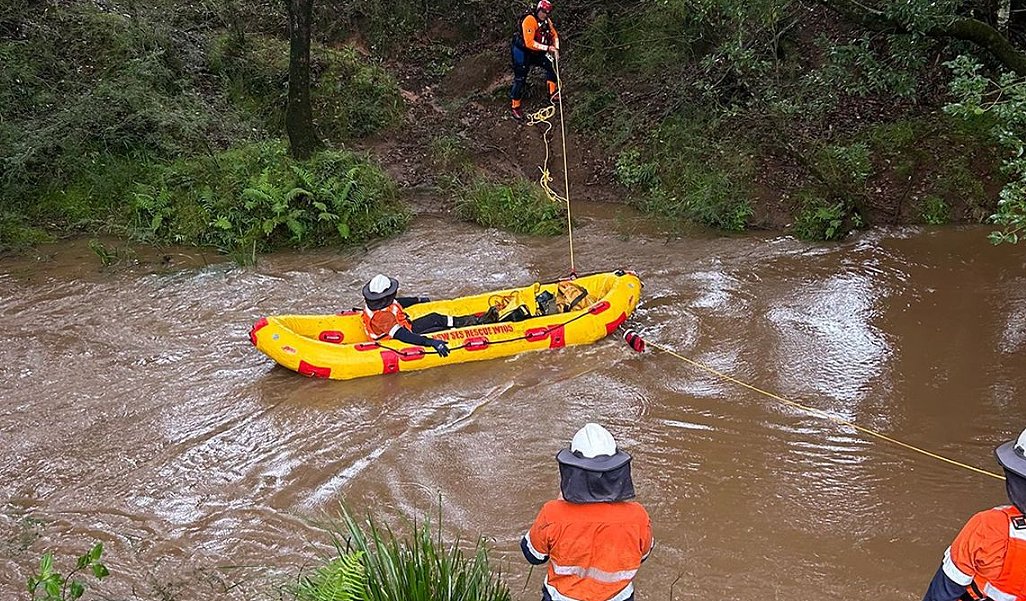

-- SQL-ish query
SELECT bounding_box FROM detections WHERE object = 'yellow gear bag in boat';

[556,281,595,312]
[495,282,541,320]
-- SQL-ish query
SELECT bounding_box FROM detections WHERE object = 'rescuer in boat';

[521,423,653,601]
[362,274,499,357]
[922,427,1026,601]
[510,0,560,122]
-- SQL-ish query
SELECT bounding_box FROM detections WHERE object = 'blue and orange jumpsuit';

[521,499,653,601]
[511,11,559,110]
[923,505,1026,601]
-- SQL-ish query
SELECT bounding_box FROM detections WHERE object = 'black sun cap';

[995,428,1026,479]
[363,274,399,302]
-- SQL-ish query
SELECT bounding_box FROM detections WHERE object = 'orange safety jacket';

[523,500,652,601]
[362,301,413,340]
[943,505,1026,601]
[516,12,559,53]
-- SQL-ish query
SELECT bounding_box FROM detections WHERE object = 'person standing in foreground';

[521,423,653,601]
[923,428,1026,601]
[510,0,560,122]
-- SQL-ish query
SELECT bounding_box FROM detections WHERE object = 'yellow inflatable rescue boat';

[249,270,642,380]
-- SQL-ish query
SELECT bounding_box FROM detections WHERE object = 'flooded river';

[2,205,1025,600]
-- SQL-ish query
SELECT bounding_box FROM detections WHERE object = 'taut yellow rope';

[646,340,1005,481]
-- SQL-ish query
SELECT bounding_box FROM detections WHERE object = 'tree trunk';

[998,0,1011,31]
[817,0,1026,75]
[285,0,320,159]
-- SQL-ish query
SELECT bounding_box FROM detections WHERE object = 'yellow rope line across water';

[646,340,1006,481]
[526,54,574,274]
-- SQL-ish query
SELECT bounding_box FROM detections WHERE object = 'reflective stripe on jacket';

[523,500,652,601]
[945,505,1026,601]
[362,301,412,340]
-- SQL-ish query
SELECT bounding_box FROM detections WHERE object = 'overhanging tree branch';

[816,0,1026,75]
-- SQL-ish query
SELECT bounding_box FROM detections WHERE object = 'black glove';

[430,340,450,357]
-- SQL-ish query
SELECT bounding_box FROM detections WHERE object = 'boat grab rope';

[526,54,575,276]
[643,338,1006,481]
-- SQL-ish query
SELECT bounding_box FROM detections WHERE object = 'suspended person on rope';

[521,423,653,601]
[510,0,560,122]
[922,427,1026,601]
[361,275,499,357]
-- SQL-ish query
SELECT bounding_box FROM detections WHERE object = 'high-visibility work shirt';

[520,14,558,53]
[523,500,652,601]
[943,505,1026,601]
[361,301,412,340]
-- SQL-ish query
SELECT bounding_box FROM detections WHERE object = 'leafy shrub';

[208,33,404,141]
[814,142,872,192]
[454,176,566,235]
[324,505,511,601]
[614,150,660,191]
[624,111,753,231]
[130,141,410,256]
[0,5,254,194]
[27,543,109,601]
[920,195,950,225]
[792,193,850,241]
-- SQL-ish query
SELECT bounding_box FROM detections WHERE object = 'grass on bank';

[613,110,753,232]
[453,176,567,235]
[300,505,511,601]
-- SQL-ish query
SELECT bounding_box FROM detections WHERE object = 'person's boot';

[476,306,500,324]
[452,307,500,328]
[511,106,526,122]
[549,90,560,104]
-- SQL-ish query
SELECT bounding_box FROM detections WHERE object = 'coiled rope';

[645,339,1006,481]
[525,54,575,275]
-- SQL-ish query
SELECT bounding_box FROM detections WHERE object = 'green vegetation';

[208,33,403,141]
[920,196,951,225]
[454,176,567,235]
[27,543,109,601]
[614,112,753,232]
[563,0,1009,239]
[130,141,409,258]
[311,505,511,601]
[429,135,474,174]
[298,551,367,601]
[946,55,1026,243]
[0,1,406,255]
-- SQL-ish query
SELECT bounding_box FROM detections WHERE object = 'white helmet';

[570,423,617,458]
[362,274,399,302]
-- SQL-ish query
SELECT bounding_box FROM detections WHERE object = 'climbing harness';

[525,54,575,276]
[632,336,1005,481]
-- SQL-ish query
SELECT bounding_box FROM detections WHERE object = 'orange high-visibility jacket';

[519,13,559,53]
[523,500,652,601]
[362,301,412,340]
[943,505,1026,601]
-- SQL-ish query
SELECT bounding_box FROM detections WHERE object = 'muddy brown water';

[2,204,1025,600]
